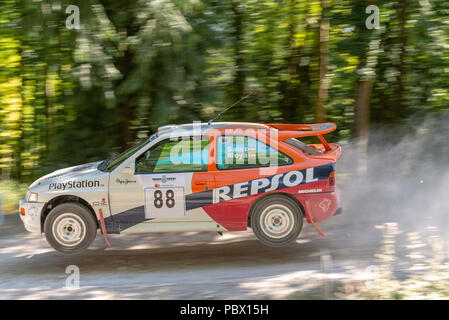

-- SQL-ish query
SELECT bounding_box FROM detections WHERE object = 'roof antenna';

[208,92,253,125]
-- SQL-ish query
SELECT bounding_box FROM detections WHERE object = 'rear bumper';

[19,199,44,233]
[295,188,341,223]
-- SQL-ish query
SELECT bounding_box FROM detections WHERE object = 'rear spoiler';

[265,122,337,151]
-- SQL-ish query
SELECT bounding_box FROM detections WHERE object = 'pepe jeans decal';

[48,180,101,190]
[116,178,137,185]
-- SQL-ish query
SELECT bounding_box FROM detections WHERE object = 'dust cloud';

[331,110,449,250]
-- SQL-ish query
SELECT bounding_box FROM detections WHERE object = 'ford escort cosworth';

[19,122,342,254]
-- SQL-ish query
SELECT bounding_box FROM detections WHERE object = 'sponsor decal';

[149,133,158,141]
[212,167,320,204]
[297,188,323,194]
[112,164,334,225]
[152,175,176,183]
[319,198,332,212]
[116,178,137,185]
[48,180,101,190]
[92,198,108,207]
[28,206,39,219]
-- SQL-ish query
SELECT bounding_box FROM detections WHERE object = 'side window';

[217,135,292,170]
[136,137,209,173]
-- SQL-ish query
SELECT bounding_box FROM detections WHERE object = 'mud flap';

[98,209,111,248]
[303,199,327,238]
[310,217,326,238]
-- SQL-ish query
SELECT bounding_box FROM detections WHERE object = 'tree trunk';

[315,0,329,122]
[117,34,135,153]
[121,96,132,151]
[15,46,25,182]
[282,0,298,123]
[354,79,373,176]
[44,65,53,157]
[354,80,373,139]
[395,0,409,118]
[100,0,138,152]
[231,0,246,119]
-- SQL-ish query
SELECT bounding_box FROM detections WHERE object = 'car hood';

[29,161,103,189]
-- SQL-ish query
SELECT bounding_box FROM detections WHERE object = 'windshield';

[98,140,149,172]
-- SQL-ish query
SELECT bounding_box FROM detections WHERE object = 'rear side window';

[284,138,323,155]
[136,137,209,173]
[217,136,292,170]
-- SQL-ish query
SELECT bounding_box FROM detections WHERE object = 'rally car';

[19,122,342,254]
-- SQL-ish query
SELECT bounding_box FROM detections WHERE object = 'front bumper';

[19,199,44,233]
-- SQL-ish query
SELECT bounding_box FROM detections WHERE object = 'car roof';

[157,122,272,136]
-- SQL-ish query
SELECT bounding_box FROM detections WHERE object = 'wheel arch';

[41,195,98,232]
[247,192,306,228]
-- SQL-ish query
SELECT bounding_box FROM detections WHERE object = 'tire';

[250,195,303,247]
[44,203,97,254]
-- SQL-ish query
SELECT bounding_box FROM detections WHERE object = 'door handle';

[194,180,207,185]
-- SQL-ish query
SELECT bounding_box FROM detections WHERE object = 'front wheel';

[44,203,97,254]
[250,195,303,247]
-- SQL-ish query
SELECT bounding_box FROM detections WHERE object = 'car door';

[108,136,215,225]
[210,134,293,230]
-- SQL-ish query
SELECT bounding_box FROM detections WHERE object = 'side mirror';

[121,163,135,176]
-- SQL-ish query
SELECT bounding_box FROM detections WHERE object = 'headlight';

[27,192,39,202]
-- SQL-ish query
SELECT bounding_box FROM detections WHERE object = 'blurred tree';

[315,0,330,122]
[230,0,246,119]
[0,0,447,185]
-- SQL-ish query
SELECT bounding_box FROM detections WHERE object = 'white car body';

[19,123,246,236]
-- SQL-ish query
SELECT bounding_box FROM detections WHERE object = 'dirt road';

[2,122,447,300]
[0,210,382,299]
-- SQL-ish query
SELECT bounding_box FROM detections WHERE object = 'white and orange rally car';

[19,122,342,254]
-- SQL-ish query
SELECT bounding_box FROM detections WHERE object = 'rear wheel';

[44,203,97,254]
[250,195,303,247]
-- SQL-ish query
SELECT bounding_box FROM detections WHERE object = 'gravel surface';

[0,212,381,299]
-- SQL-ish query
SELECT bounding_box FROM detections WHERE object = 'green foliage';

[0,0,448,185]
[0,180,27,213]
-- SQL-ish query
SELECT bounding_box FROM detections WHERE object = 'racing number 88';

[154,189,175,209]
